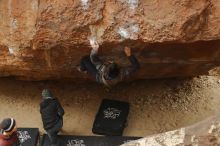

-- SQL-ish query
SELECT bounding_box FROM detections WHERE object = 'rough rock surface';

[122,113,220,146]
[0,0,220,80]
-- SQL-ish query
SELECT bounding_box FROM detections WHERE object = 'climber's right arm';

[90,41,103,69]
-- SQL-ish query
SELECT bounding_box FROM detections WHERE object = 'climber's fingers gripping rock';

[124,46,131,57]
[90,38,99,51]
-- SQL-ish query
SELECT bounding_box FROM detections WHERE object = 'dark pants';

[80,56,98,78]
[47,119,63,146]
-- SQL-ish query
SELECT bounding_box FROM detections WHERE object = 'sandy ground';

[0,73,220,137]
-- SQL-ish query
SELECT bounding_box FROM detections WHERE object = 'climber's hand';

[124,46,131,57]
[90,38,99,51]
[93,41,99,51]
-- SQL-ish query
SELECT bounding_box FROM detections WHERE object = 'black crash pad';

[41,134,141,146]
[93,99,130,136]
[17,128,39,146]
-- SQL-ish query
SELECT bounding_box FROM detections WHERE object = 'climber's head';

[106,63,120,80]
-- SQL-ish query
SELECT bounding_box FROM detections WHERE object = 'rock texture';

[0,0,220,80]
[122,113,220,146]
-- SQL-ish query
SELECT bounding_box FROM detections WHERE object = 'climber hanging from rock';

[77,38,140,87]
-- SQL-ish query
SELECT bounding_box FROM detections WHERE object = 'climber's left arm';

[120,47,140,79]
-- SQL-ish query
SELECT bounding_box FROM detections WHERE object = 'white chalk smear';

[130,24,139,33]
[8,47,15,55]
[118,27,129,39]
[81,0,89,10]
[117,24,139,40]
[128,0,138,9]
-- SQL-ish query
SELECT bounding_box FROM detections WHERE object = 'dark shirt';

[40,98,64,130]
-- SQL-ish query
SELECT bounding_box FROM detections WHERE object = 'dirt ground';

[1,70,220,137]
